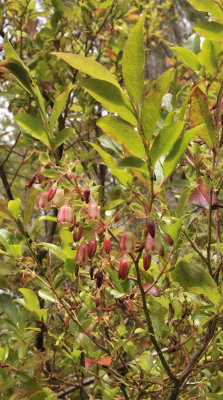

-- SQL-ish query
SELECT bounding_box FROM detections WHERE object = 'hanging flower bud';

[67,170,73,180]
[27,174,36,188]
[159,245,165,257]
[75,243,88,264]
[119,256,130,280]
[38,171,44,183]
[37,192,51,211]
[114,209,122,222]
[104,235,111,254]
[83,186,90,203]
[119,231,136,252]
[143,252,151,271]
[164,234,173,246]
[73,225,84,242]
[57,204,74,227]
[145,233,155,253]
[88,239,97,259]
[47,183,57,201]
[95,270,103,288]
[52,189,64,208]
[75,265,79,277]
[95,297,100,307]
[64,315,69,330]
[88,201,100,221]
[146,220,155,238]
[90,266,94,280]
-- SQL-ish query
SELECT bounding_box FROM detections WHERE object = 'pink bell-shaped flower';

[57,204,74,227]
[88,201,100,221]
[52,189,64,208]
[47,183,57,201]
[75,243,88,264]
[87,239,97,259]
[104,235,111,254]
[73,225,84,242]
[119,256,130,280]
[119,231,136,252]
[37,192,51,211]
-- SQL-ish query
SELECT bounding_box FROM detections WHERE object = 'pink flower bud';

[52,189,64,208]
[37,192,51,211]
[27,174,36,188]
[67,170,73,180]
[119,256,130,280]
[64,316,69,330]
[143,252,151,271]
[75,243,88,264]
[119,231,136,252]
[47,183,57,201]
[38,171,44,183]
[145,233,163,255]
[164,234,173,246]
[146,220,155,238]
[88,201,100,221]
[73,225,84,242]
[83,186,90,203]
[159,244,165,257]
[87,239,97,259]
[57,204,74,227]
[114,209,122,222]
[95,270,103,288]
[104,235,111,254]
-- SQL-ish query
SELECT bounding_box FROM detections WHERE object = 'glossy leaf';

[50,84,75,131]
[176,186,195,217]
[150,121,184,166]
[14,110,50,147]
[19,288,40,311]
[52,52,120,88]
[37,243,67,262]
[38,289,55,303]
[54,128,75,148]
[8,198,22,219]
[141,68,174,140]
[175,260,220,304]
[88,142,117,169]
[97,116,145,158]
[118,156,148,172]
[81,79,137,125]
[0,293,18,325]
[197,40,218,75]
[98,135,123,157]
[0,229,13,251]
[23,189,40,227]
[187,0,223,23]
[194,22,223,42]
[189,85,216,148]
[163,125,203,178]
[122,15,145,105]
[171,47,200,71]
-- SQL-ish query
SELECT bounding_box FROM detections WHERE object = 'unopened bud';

[90,266,94,280]
[88,201,100,221]
[27,174,36,188]
[114,209,122,222]
[146,220,155,238]
[119,256,130,280]
[57,204,74,227]
[83,186,90,203]
[38,171,44,183]
[37,192,51,211]
[73,225,84,242]
[67,170,73,180]
[64,316,69,330]
[143,252,151,271]
[119,231,136,252]
[75,243,88,264]
[95,270,103,288]
[164,234,173,246]
[52,189,64,208]
[104,235,111,254]
[47,183,57,201]
[87,239,97,259]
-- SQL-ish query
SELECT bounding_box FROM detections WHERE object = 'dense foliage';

[1,1,223,399]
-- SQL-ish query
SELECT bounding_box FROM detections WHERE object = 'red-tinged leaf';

[85,356,111,373]
[189,179,222,209]
[189,85,216,148]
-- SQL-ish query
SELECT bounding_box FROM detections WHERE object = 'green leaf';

[0,293,18,325]
[119,156,148,172]
[50,84,75,131]
[88,142,117,169]
[175,261,220,304]
[141,68,174,140]
[0,229,13,251]
[176,186,195,217]
[197,40,218,75]
[54,128,75,148]
[19,288,40,311]
[168,219,182,243]
[52,52,120,88]
[38,289,55,303]
[163,125,203,178]
[212,243,223,255]
[14,110,50,147]
[122,15,145,105]
[8,198,22,219]
[97,116,145,158]
[81,79,137,125]
[189,85,216,148]
[37,243,67,262]
[187,0,223,23]
[138,351,153,371]
[24,189,40,227]
[171,47,200,71]
[150,121,184,166]
[98,135,123,157]
[110,168,132,187]
[104,199,125,210]
[194,21,223,42]
[0,203,12,220]
[9,244,21,257]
